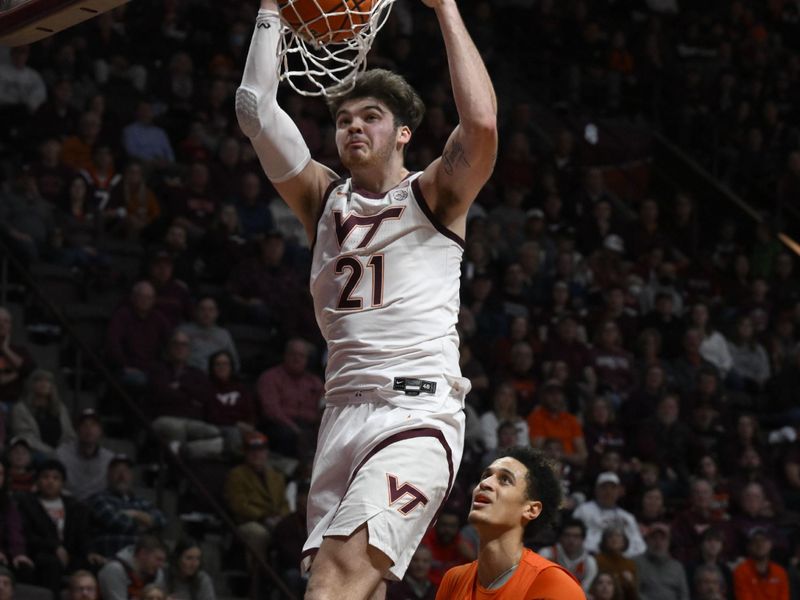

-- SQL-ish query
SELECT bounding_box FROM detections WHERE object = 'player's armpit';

[525,567,586,600]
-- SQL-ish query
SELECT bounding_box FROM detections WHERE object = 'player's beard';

[341,132,397,172]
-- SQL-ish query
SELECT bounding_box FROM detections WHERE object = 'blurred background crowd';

[0,0,800,599]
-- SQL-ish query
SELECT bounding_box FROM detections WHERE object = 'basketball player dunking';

[235,1,496,598]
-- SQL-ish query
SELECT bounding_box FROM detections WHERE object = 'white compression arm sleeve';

[235,10,311,183]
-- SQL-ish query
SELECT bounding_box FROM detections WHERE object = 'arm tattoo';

[442,141,471,175]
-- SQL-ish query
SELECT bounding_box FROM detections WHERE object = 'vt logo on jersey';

[386,474,428,516]
[333,206,404,249]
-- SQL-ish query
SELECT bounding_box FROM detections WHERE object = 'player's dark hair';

[327,69,425,132]
[502,447,562,535]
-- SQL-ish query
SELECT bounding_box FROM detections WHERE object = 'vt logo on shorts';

[386,474,428,516]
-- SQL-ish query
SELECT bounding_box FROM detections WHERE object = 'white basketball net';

[277,0,396,97]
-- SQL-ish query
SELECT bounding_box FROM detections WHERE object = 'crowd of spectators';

[0,0,799,599]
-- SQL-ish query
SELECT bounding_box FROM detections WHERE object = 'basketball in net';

[279,0,374,45]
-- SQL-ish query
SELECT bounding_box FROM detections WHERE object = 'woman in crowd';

[478,382,529,450]
[165,539,215,600]
[206,350,256,458]
[10,370,75,456]
[594,527,638,600]
[588,571,625,600]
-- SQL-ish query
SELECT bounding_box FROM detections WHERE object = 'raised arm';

[418,0,498,237]
[235,0,338,243]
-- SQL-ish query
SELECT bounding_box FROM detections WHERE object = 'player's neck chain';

[485,560,520,590]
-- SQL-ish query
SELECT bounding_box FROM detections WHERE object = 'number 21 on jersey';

[333,206,404,311]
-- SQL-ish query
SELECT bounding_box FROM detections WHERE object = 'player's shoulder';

[522,550,584,593]
[438,560,477,595]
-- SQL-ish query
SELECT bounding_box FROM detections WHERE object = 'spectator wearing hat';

[0,460,33,580]
[573,472,646,557]
[224,433,289,564]
[107,281,171,389]
[10,370,75,457]
[98,535,167,600]
[178,297,240,374]
[0,307,36,407]
[257,338,323,457]
[5,437,35,494]
[18,459,101,594]
[733,528,789,600]
[56,409,115,501]
[147,252,193,330]
[149,330,222,459]
[528,380,587,468]
[633,522,690,600]
[89,455,167,558]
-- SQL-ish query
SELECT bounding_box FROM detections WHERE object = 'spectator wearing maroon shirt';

[147,252,192,331]
[0,308,35,407]
[227,231,308,332]
[670,479,735,564]
[589,321,635,403]
[150,330,220,459]
[257,338,323,457]
[106,282,170,388]
[168,161,219,239]
[206,350,256,457]
[542,314,591,379]
[634,393,691,489]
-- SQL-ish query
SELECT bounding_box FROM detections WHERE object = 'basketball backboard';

[0,0,129,46]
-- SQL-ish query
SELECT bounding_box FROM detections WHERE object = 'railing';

[0,236,297,600]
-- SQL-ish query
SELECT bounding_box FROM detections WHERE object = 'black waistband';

[392,377,437,396]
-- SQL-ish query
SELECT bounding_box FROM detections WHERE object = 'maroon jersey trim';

[311,177,347,253]
[411,178,466,249]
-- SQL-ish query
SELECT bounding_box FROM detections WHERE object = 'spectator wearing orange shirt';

[528,381,587,468]
[436,448,583,599]
[733,527,789,600]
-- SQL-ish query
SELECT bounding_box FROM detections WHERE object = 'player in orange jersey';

[436,447,584,599]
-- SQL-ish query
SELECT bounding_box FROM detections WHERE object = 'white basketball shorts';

[301,386,466,581]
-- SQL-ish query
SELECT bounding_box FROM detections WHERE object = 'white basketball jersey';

[310,172,469,406]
